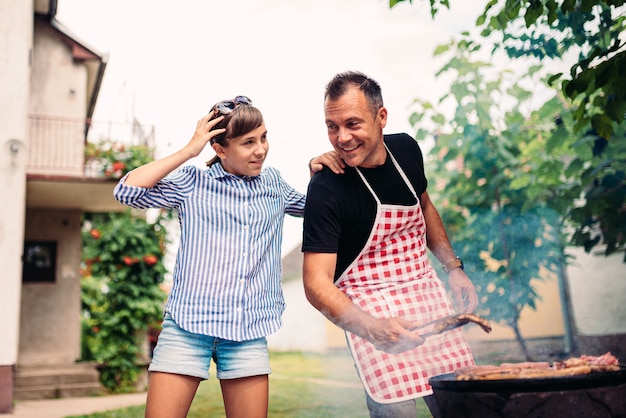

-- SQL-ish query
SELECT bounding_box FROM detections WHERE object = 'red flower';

[85,257,100,266]
[90,229,101,239]
[112,161,126,171]
[123,256,140,265]
[143,254,158,266]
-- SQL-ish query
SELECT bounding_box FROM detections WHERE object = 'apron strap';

[354,143,419,204]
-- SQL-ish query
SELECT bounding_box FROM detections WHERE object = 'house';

[0,0,144,412]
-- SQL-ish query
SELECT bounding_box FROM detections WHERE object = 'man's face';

[324,86,387,168]
[215,123,269,177]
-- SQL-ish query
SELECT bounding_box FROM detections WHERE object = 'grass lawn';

[67,351,431,417]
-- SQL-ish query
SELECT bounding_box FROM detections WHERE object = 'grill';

[429,366,626,418]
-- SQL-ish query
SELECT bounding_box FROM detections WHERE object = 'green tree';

[391,0,626,257]
[81,210,169,392]
[477,0,626,139]
[412,37,575,359]
[391,0,626,138]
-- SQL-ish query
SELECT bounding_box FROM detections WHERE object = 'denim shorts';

[148,313,271,380]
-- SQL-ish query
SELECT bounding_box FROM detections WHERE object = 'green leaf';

[581,0,595,12]
[432,114,446,125]
[591,113,614,138]
[545,126,570,154]
[389,0,407,8]
[524,0,544,27]
[546,0,558,24]
[510,176,531,190]
[561,0,576,12]
[547,72,563,86]
[434,43,451,56]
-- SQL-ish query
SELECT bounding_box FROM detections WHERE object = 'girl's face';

[214,123,269,177]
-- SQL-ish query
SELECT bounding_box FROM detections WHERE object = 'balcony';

[26,115,155,212]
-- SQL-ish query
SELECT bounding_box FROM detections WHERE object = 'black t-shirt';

[302,133,428,280]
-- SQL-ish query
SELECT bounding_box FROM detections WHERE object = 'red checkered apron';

[337,147,474,403]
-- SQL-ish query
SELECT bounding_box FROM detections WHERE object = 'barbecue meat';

[431,313,492,334]
[555,352,620,373]
[454,352,620,380]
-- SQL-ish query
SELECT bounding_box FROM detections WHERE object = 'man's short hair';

[325,71,384,116]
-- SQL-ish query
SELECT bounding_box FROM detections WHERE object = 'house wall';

[34,0,51,14]
[566,247,626,335]
[28,19,87,176]
[464,276,566,342]
[465,247,626,356]
[19,209,83,366]
[0,0,32,411]
[31,20,88,118]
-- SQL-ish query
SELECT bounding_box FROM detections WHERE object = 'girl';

[114,96,342,418]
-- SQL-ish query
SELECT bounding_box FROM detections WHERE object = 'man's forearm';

[303,276,375,338]
[421,192,457,264]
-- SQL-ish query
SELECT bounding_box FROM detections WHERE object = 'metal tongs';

[412,313,492,337]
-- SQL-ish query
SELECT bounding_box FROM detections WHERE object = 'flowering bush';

[81,210,171,392]
[85,140,154,179]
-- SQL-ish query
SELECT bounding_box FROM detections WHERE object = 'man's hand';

[448,269,478,313]
[365,317,425,354]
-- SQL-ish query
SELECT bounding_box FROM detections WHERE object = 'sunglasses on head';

[213,95,253,115]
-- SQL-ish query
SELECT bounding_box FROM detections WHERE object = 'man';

[302,71,478,418]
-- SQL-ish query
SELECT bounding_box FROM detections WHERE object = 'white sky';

[57,0,488,254]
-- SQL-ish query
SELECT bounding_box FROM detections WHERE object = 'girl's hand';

[122,113,226,188]
[309,150,345,175]
[185,113,225,158]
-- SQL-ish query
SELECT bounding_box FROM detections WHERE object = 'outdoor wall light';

[6,138,24,154]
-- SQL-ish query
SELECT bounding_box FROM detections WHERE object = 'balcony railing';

[27,115,155,178]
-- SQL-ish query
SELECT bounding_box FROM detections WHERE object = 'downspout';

[84,56,108,139]
[557,251,576,355]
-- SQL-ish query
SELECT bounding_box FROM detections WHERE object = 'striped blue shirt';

[113,163,305,341]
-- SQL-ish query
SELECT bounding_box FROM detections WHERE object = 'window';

[22,241,57,283]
